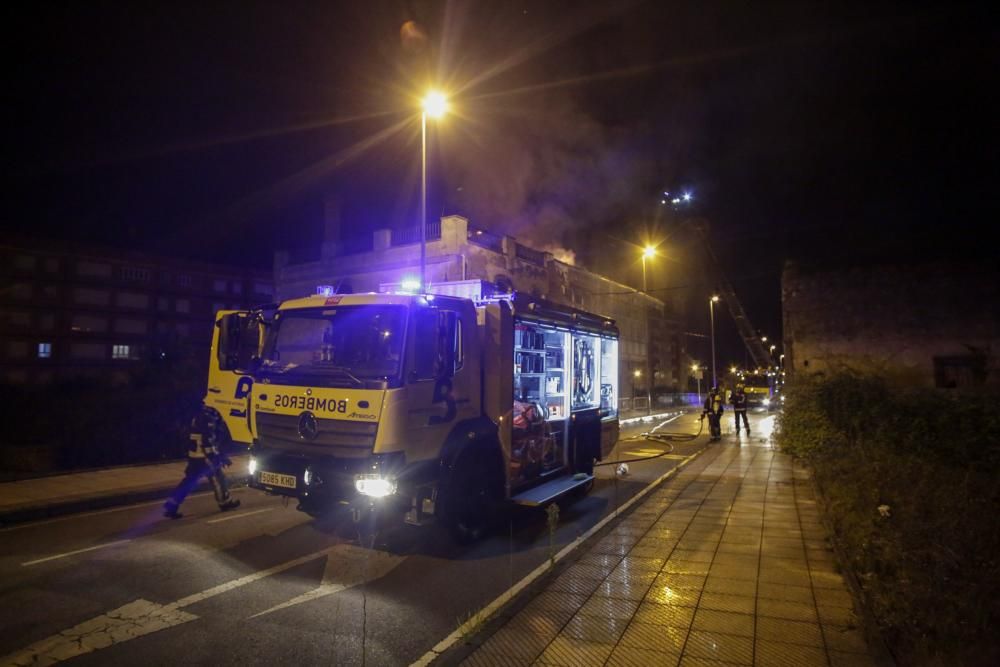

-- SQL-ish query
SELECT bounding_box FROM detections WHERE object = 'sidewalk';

[453,439,886,667]
[0,455,250,525]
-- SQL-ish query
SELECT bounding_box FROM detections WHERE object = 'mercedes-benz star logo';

[297,411,319,440]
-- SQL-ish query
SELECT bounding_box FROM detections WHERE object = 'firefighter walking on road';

[702,386,724,441]
[164,408,241,519]
[732,384,751,435]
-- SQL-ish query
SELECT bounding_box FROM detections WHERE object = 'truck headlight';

[248,457,257,476]
[355,475,397,498]
[303,468,312,486]
[762,397,771,406]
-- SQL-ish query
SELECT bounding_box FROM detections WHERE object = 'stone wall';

[782,261,999,387]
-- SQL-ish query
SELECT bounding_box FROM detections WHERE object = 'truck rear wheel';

[443,451,501,545]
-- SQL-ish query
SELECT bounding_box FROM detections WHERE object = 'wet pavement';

[452,429,882,667]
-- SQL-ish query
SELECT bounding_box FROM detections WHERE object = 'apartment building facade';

[0,240,273,385]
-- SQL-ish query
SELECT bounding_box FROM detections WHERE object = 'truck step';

[511,474,594,507]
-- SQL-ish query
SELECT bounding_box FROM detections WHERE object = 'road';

[0,411,774,666]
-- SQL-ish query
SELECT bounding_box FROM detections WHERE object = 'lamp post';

[709,295,720,389]
[692,363,702,404]
[420,91,448,290]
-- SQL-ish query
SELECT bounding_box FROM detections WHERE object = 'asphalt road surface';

[0,411,776,666]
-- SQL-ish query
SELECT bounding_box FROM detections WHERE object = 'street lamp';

[632,368,641,409]
[641,245,656,293]
[709,295,720,389]
[420,90,449,290]
[691,363,702,404]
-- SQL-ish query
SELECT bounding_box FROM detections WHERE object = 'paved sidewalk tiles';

[459,439,881,667]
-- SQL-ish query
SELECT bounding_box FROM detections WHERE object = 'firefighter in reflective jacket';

[702,386,724,441]
[732,384,750,435]
[164,408,240,519]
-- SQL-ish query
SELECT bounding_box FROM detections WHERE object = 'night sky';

[7,1,996,367]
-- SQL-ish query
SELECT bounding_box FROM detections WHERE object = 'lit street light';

[691,363,702,403]
[420,90,449,290]
[709,295,720,389]
[641,244,656,293]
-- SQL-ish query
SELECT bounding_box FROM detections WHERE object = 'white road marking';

[410,447,706,667]
[249,543,405,618]
[21,539,132,567]
[623,448,666,457]
[205,507,273,524]
[4,543,405,665]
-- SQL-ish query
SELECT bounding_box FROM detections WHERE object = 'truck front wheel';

[442,451,502,545]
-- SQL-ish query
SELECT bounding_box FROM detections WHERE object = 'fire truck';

[215,281,620,542]
[741,372,773,407]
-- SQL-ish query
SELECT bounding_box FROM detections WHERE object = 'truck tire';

[442,450,502,545]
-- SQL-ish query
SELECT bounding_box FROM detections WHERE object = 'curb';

[417,441,715,667]
[0,475,250,527]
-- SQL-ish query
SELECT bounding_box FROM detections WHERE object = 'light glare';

[422,91,449,119]
[355,476,397,498]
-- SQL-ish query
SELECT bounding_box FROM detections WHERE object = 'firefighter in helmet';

[732,383,750,435]
[702,386,724,441]
[164,407,241,519]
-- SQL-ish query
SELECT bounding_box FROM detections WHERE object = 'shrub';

[777,372,1000,666]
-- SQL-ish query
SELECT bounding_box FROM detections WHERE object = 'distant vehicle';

[742,374,773,408]
[216,280,621,543]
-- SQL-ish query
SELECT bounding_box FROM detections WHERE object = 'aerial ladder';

[694,225,773,370]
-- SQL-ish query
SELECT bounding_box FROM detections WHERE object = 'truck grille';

[256,412,377,458]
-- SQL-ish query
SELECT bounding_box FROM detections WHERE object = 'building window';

[70,343,106,360]
[121,266,151,282]
[213,278,227,292]
[114,318,148,335]
[175,299,190,314]
[7,341,29,359]
[71,314,109,333]
[44,257,60,273]
[11,283,32,299]
[39,313,55,331]
[76,261,113,278]
[177,274,192,288]
[38,342,52,358]
[13,254,37,271]
[158,296,169,311]
[253,282,273,297]
[112,344,132,360]
[72,287,111,306]
[116,291,150,309]
[231,280,243,294]
[5,311,30,328]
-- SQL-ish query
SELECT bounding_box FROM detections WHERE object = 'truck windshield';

[259,305,406,387]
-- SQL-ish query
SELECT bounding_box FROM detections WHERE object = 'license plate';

[259,471,297,489]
